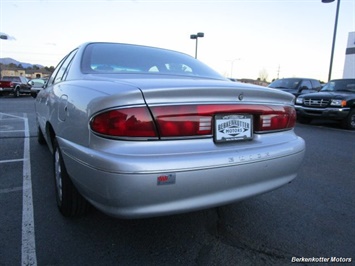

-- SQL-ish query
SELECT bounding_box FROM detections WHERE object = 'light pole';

[0,32,16,79]
[190,32,204,59]
[0,33,9,79]
[322,0,341,81]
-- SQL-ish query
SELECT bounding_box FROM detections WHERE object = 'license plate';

[214,114,253,143]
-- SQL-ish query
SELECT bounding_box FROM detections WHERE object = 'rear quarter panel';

[47,80,146,147]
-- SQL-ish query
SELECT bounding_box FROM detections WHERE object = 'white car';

[35,42,305,219]
[29,78,47,97]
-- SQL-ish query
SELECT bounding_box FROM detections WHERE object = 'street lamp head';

[0,35,8,40]
[197,32,204,38]
[190,34,197,39]
[321,0,335,3]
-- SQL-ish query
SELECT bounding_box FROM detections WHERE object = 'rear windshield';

[81,43,224,79]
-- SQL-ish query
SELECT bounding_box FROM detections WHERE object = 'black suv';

[295,79,355,129]
[268,78,322,97]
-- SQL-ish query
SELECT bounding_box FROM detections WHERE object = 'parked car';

[295,79,355,129]
[0,76,32,97]
[268,78,322,97]
[29,78,47,97]
[35,42,305,219]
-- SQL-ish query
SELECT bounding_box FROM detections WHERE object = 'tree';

[8,63,17,69]
[45,66,55,72]
[258,68,268,82]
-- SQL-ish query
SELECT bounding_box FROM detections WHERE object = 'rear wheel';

[53,139,90,217]
[341,109,355,130]
[14,88,20,97]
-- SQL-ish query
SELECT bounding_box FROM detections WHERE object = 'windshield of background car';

[81,43,225,79]
[269,78,301,89]
[321,79,355,92]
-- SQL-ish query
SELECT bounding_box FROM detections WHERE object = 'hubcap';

[351,113,355,128]
[54,149,63,202]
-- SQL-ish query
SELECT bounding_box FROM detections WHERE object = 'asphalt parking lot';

[0,96,354,266]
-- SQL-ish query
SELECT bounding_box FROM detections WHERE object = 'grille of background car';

[304,99,329,107]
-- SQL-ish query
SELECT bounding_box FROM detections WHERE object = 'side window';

[53,49,77,84]
[46,57,66,87]
[311,80,321,90]
[47,49,78,87]
[300,80,312,90]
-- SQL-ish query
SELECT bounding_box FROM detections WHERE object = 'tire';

[53,139,90,217]
[14,88,20,97]
[341,109,355,130]
[37,126,46,145]
[297,116,312,124]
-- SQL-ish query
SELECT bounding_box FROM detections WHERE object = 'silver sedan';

[35,42,305,219]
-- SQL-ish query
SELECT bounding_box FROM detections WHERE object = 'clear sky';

[0,0,354,82]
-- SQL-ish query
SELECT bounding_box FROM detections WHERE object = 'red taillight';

[254,106,296,132]
[90,107,157,138]
[150,105,211,137]
[90,104,296,139]
[151,104,296,137]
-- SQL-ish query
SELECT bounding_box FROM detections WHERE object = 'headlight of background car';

[295,97,303,104]
[330,99,347,107]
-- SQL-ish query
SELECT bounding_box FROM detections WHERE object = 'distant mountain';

[0,57,44,68]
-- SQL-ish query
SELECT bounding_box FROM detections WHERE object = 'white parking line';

[1,112,38,264]
[0,186,23,194]
[0,130,26,133]
[0,159,25,164]
[21,113,37,266]
[0,112,27,119]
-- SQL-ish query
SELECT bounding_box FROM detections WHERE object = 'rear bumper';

[58,132,305,218]
[295,105,350,120]
[31,88,42,93]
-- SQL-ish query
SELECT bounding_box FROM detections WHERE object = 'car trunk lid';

[114,76,295,105]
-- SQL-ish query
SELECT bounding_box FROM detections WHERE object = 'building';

[343,32,355,79]
[0,68,51,79]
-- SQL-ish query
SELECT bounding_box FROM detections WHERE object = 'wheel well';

[45,123,56,154]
